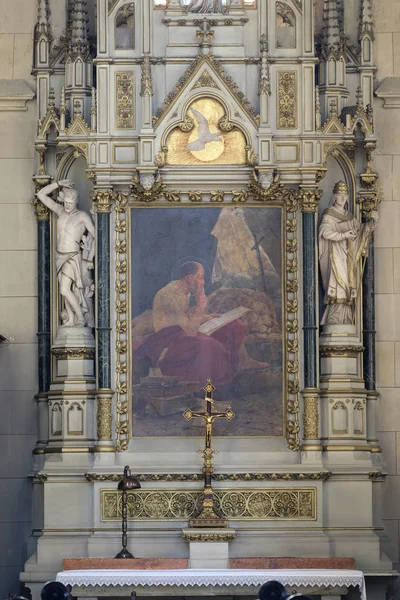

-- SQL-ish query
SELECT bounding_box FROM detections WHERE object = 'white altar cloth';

[57,568,366,600]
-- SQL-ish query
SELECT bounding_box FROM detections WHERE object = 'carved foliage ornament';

[86,472,331,482]
[101,488,316,521]
[116,72,135,129]
[277,71,297,129]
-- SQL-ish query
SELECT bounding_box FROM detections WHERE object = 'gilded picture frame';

[114,185,300,451]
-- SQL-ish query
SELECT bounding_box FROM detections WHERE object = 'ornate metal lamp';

[115,465,141,559]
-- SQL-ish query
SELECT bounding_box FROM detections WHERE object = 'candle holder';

[115,465,141,559]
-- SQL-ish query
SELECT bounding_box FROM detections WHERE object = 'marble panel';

[379,431,397,475]
[0,159,34,203]
[373,1,400,33]
[323,481,372,527]
[0,104,36,159]
[0,204,36,250]
[377,388,400,431]
[43,483,92,529]
[376,341,395,387]
[381,519,400,562]
[13,34,35,84]
[0,391,37,435]
[0,297,37,344]
[394,249,400,293]
[374,202,400,248]
[396,343,400,387]
[0,434,36,478]
[376,294,400,341]
[382,476,400,519]
[374,34,394,82]
[375,248,394,294]
[0,250,37,297]
[0,478,32,523]
[375,107,400,156]
[0,35,14,79]
[0,343,37,391]
[0,0,36,34]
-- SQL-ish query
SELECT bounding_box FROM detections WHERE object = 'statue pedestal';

[319,325,368,451]
[182,529,236,569]
[46,327,96,452]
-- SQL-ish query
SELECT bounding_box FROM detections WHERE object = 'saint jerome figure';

[134,261,267,391]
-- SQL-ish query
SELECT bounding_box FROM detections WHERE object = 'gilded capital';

[31,196,50,221]
[299,188,322,213]
[92,189,114,213]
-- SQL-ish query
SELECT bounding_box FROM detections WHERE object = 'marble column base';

[319,325,369,450]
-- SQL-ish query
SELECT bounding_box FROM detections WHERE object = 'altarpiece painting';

[130,205,284,437]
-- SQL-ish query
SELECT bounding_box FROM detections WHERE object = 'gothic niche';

[115,3,135,50]
[276,2,296,49]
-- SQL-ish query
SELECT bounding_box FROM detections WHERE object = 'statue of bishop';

[186,0,223,13]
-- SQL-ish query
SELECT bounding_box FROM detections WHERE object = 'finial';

[359,0,374,41]
[321,0,344,59]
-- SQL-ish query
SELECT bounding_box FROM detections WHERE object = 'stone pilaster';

[32,170,51,454]
[300,188,322,451]
[92,189,115,452]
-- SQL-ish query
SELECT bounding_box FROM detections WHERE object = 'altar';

[56,568,367,600]
[20,1,396,600]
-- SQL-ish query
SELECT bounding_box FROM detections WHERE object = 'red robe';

[134,320,246,386]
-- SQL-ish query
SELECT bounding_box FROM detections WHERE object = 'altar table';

[57,568,366,600]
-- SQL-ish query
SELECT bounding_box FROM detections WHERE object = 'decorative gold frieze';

[97,396,113,441]
[299,188,322,213]
[277,72,297,129]
[114,192,130,452]
[51,348,95,360]
[100,488,317,521]
[85,472,331,482]
[210,190,225,203]
[303,396,319,440]
[116,72,135,130]
[320,345,364,358]
[182,531,237,542]
[92,189,114,213]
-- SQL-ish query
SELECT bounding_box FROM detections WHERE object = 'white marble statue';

[318,180,378,325]
[36,180,95,328]
[186,0,223,13]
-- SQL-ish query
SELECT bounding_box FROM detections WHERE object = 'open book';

[198,306,251,336]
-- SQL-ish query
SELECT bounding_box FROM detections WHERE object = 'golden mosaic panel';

[101,488,316,521]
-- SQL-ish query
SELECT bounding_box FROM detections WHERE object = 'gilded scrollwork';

[247,169,284,203]
[302,396,319,440]
[115,192,129,452]
[320,345,364,358]
[154,146,168,168]
[116,72,135,130]
[178,115,195,132]
[218,114,235,132]
[101,488,316,521]
[51,348,95,360]
[97,396,113,441]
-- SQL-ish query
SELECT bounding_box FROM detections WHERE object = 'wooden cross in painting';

[183,378,235,527]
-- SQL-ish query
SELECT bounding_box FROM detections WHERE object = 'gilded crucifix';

[183,379,235,527]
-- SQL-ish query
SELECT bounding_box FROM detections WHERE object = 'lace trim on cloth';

[56,568,366,600]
